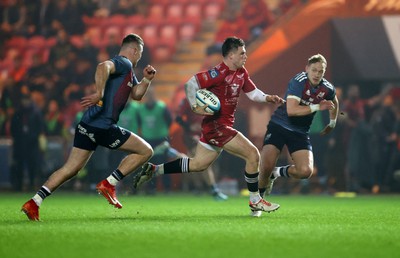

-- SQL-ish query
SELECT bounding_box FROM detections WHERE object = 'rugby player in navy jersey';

[21,34,157,221]
[254,54,339,217]
[133,37,285,215]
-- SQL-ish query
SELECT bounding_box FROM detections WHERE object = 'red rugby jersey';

[195,62,256,127]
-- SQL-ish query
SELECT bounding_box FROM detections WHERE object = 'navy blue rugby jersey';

[270,72,335,134]
[81,56,139,129]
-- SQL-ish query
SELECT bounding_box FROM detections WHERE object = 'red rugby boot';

[96,180,122,209]
[21,199,40,221]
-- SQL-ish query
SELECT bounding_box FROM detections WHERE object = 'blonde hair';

[308,54,327,66]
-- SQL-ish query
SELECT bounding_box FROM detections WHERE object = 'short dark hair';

[221,37,245,57]
[122,33,144,47]
[308,54,327,66]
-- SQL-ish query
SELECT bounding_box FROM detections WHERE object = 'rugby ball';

[195,89,220,114]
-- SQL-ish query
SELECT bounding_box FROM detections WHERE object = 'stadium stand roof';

[246,0,400,95]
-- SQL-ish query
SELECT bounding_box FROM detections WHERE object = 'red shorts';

[200,121,238,148]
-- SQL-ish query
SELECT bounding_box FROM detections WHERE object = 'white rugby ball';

[195,89,220,114]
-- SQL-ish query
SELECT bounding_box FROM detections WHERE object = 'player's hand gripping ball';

[195,89,221,114]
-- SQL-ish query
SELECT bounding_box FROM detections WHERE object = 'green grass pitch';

[0,193,399,258]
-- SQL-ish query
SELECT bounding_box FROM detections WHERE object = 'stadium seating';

[5,36,27,49]
[148,4,165,19]
[108,14,127,27]
[141,23,159,50]
[123,25,142,37]
[165,3,184,20]
[69,35,84,48]
[27,36,47,50]
[203,2,222,22]
[179,22,197,42]
[0,0,226,74]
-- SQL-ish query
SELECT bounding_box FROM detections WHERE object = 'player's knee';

[297,165,313,179]
[247,147,260,165]
[144,146,154,160]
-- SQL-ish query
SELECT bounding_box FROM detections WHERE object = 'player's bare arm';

[266,94,285,104]
[184,76,213,116]
[286,95,334,116]
[320,95,339,135]
[245,88,284,104]
[131,64,157,100]
[81,60,115,108]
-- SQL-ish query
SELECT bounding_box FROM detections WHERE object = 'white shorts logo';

[77,124,96,143]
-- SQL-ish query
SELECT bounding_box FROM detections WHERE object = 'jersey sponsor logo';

[305,89,311,96]
[202,73,208,81]
[127,81,133,88]
[317,92,326,99]
[208,69,219,78]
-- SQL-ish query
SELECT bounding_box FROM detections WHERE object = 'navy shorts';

[263,122,312,154]
[73,122,131,151]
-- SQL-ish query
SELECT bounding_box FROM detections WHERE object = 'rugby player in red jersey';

[133,37,284,215]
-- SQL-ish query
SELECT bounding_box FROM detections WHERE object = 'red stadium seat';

[104,26,122,39]
[179,22,197,42]
[23,48,48,68]
[185,3,202,19]
[108,14,127,27]
[166,3,184,19]
[86,26,105,49]
[126,15,145,28]
[82,15,107,28]
[45,37,57,48]
[203,2,222,21]
[42,48,50,62]
[142,23,159,49]
[5,36,27,49]
[159,24,178,45]
[166,0,189,5]
[69,35,84,48]
[122,15,144,36]
[184,4,202,32]
[149,0,168,4]
[148,4,165,19]
[123,25,142,37]
[27,36,47,50]
[4,48,22,62]
[152,44,174,63]
[22,49,38,67]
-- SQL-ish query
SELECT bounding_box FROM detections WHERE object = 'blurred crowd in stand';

[1,0,398,195]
